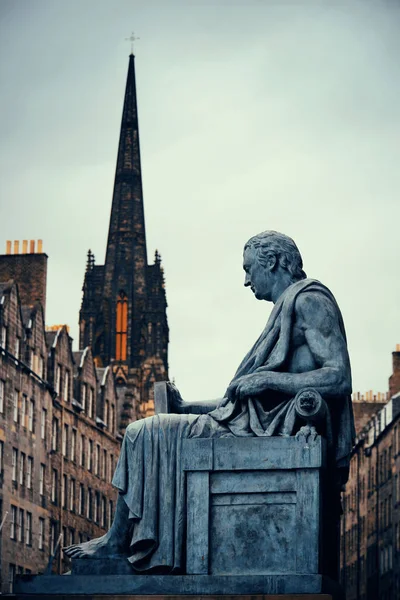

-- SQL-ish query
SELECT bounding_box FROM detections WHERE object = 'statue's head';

[243,231,307,301]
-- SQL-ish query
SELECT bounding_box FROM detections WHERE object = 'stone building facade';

[0,53,170,591]
[0,244,120,591]
[79,53,169,425]
[341,349,400,600]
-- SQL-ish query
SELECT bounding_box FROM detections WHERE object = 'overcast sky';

[1,0,400,401]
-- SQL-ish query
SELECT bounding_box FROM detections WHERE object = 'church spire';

[79,53,168,412]
[101,54,148,369]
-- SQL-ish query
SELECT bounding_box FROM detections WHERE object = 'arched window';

[115,291,128,361]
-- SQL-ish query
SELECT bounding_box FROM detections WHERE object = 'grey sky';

[1,0,399,401]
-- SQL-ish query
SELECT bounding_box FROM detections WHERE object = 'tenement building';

[0,241,120,591]
[341,348,400,600]
[0,53,169,591]
[79,52,169,424]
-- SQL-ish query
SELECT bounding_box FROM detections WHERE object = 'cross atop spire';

[125,31,140,55]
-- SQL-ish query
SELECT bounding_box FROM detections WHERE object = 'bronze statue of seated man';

[64,230,355,576]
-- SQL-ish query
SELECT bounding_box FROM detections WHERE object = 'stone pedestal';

[15,436,343,599]
[183,436,324,577]
[15,573,340,598]
[15,594,334,600]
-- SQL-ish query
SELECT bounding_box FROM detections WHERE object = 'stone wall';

[0,280,120,593]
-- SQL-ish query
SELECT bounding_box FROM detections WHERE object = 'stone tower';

[79,54,169,425]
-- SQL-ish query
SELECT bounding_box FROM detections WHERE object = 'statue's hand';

[235,374,267,400]
[166,382,185,414]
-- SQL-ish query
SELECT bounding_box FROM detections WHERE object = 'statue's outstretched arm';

[167,382,221,415]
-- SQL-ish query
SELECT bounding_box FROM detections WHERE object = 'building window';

[87,440,93,471]
[12,448,18,481]
[39,355,44,378]
[94,492,99,523]
[28,399,34,432]
[0,440,3,472]
[51,469,58,504]
[69,478,75,512]
[110,454,114,481]
[1,325,7,349]
[102,496,107,528]
[21,394,27,427]
[19,452,25,486]
[62,424,68,456]
[10,505,17,539]
[27,456,33,489]
[103,449,107,480]
[108,500,113,530]
[81,383,87,411]
[88,388,94,418]
[55,364,62,395]
[80,435,85,467]
[25,512,32,545]
[104,400,109,427]
[52,417,58,451]
[40,464,45,496]
[62,474,67,508]
[64,369,70,402]
[95,444,100,476]
[115,291,128,361]
[87,488,92,520]
[15,337,20,360]
[8,563,15,594]
[79,484,84,515]
[29,349,34,370]
[39,518,45,550]
[71,429,76,462]
[41,408,47,439]
[111,404,115,433]
[13,390,19,422]
[18,509,24,542]
[50,521,57,554]
[0,379,4,413]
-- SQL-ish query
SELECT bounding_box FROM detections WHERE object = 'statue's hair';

[244,231,307,281]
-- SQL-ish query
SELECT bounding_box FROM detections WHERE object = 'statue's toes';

[308,426,318,444]
[66,546,83,558]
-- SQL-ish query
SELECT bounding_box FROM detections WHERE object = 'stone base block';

[14,573,343,599]
[15,595,333,600]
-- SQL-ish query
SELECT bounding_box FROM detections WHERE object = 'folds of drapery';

[112,278,355,572]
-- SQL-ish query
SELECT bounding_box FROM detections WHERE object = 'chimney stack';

[0,240,48,315]
[389,346,400,398]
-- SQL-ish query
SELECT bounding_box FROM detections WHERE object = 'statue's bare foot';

[295,424,318,445]
[63,532,126,559]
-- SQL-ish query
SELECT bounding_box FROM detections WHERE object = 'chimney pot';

[6,241,11,255]
[29,240,35,254]
[13,241,19,255]
[37,240,43,253]
[22,240,28,254]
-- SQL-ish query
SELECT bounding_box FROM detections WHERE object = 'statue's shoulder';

[294,282,340,327]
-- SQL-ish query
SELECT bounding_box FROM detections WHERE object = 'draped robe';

[112,278,355,572]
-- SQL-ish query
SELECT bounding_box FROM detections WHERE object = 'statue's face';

[243,246,272,301]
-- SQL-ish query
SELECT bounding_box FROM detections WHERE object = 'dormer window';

[15,338,20,360]
[64,370,70,402]
[0,325,7,349]
[55,365,62,395]
[81,383,87,411]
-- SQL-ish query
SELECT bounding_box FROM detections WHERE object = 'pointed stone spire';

[101,54,148,368]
